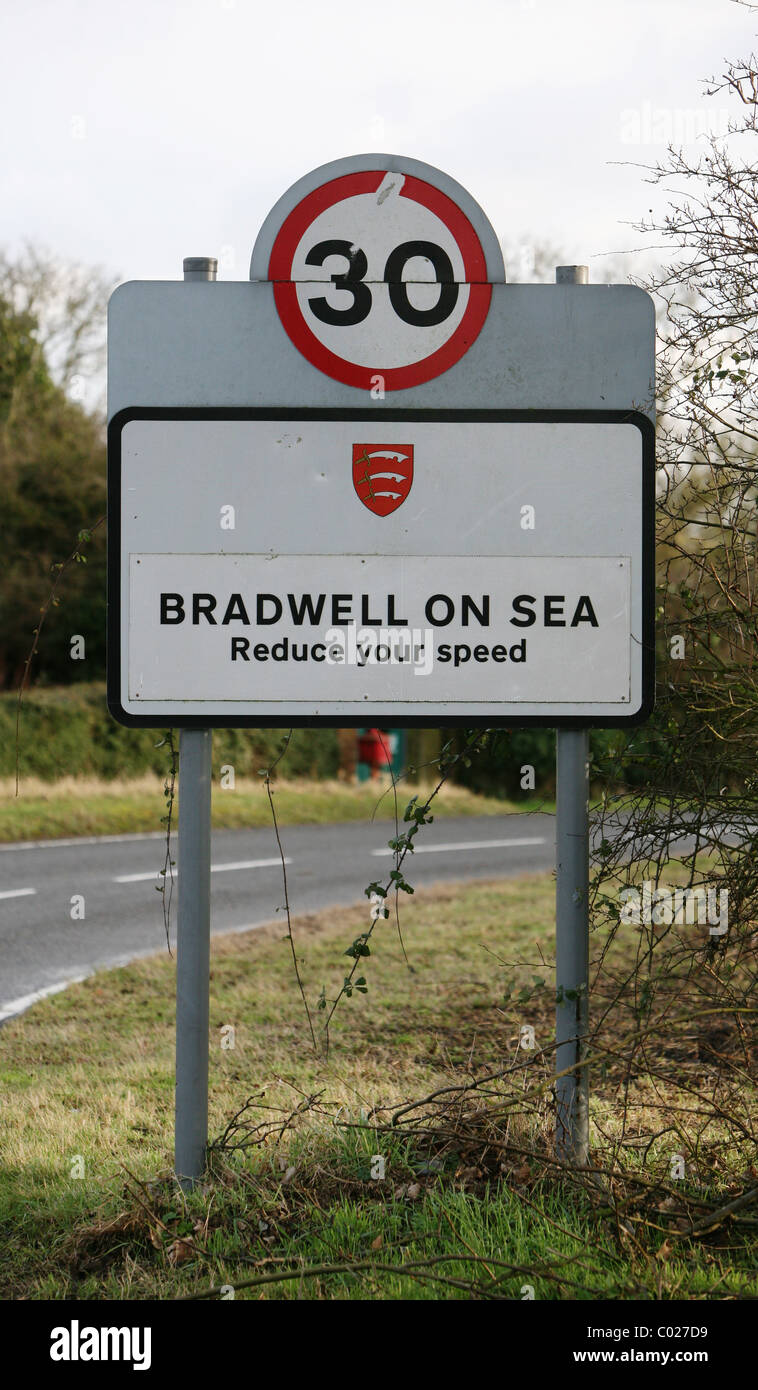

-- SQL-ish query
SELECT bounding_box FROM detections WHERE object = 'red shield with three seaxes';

[352,444,414,517]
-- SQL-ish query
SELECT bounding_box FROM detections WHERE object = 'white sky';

[1,0,756,287]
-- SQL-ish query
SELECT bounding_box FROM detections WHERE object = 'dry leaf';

[167,1238,195,1266]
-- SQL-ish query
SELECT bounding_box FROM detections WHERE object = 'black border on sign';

[107,407,655,730]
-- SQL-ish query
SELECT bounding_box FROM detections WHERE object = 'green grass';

[0,773,550,843]
[1,876,754,1300]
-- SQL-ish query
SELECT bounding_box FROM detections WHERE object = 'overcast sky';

[1,0,755,288]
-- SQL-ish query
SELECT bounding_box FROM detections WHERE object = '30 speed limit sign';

[252,155,505,391]
[108,152,655,728]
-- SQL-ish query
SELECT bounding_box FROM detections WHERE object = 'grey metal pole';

[555,726,590,1163]
[175,255,216,1189]
[554,264,590,1166]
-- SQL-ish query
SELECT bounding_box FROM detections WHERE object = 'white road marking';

[211,858,288,874]
[0,974,89,1024]
[372,836,546,856]
[0,919,274,1024]
[0,887,36,900]
[115,871,173,884]
[0,831,166,852]
[114,857,288,883]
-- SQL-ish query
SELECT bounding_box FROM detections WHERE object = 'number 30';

[304,239,459,328]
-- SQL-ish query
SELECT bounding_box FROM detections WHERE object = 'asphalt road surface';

[0,813,555,1022]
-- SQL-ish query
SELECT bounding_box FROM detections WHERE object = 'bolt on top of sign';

[250,154,505,391]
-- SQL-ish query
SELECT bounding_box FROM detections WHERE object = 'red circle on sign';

[268,170,492,391]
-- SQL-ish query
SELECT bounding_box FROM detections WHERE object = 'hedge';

[4,683,340,782]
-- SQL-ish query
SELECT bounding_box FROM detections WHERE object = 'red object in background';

[358,728,393,770]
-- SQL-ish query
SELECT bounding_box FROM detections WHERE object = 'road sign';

[107,154,656,733]
[107,407,653,727]
[105,163,658,1187]
[261,163,498,391]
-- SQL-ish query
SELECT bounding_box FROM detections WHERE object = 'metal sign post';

[174,258,216,1188]
[554,264,590,1166]
[555,725,590,1163]
[175,725,212,1187]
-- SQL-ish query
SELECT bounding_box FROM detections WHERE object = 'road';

[0,812,555,1022]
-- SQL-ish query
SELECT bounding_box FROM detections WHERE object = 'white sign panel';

[129,553,631,704]
[108,411,654,726]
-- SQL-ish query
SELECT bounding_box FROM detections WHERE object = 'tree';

[0,251,110,688]
[585,33,758,1169]
[626,38,758,795]
[0,244,112,410]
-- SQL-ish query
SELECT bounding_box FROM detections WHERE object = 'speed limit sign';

[251,155,505,391]
[109,153,655,728]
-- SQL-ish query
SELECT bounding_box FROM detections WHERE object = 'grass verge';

[0,875,755,1300]
[0,775,549,843]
